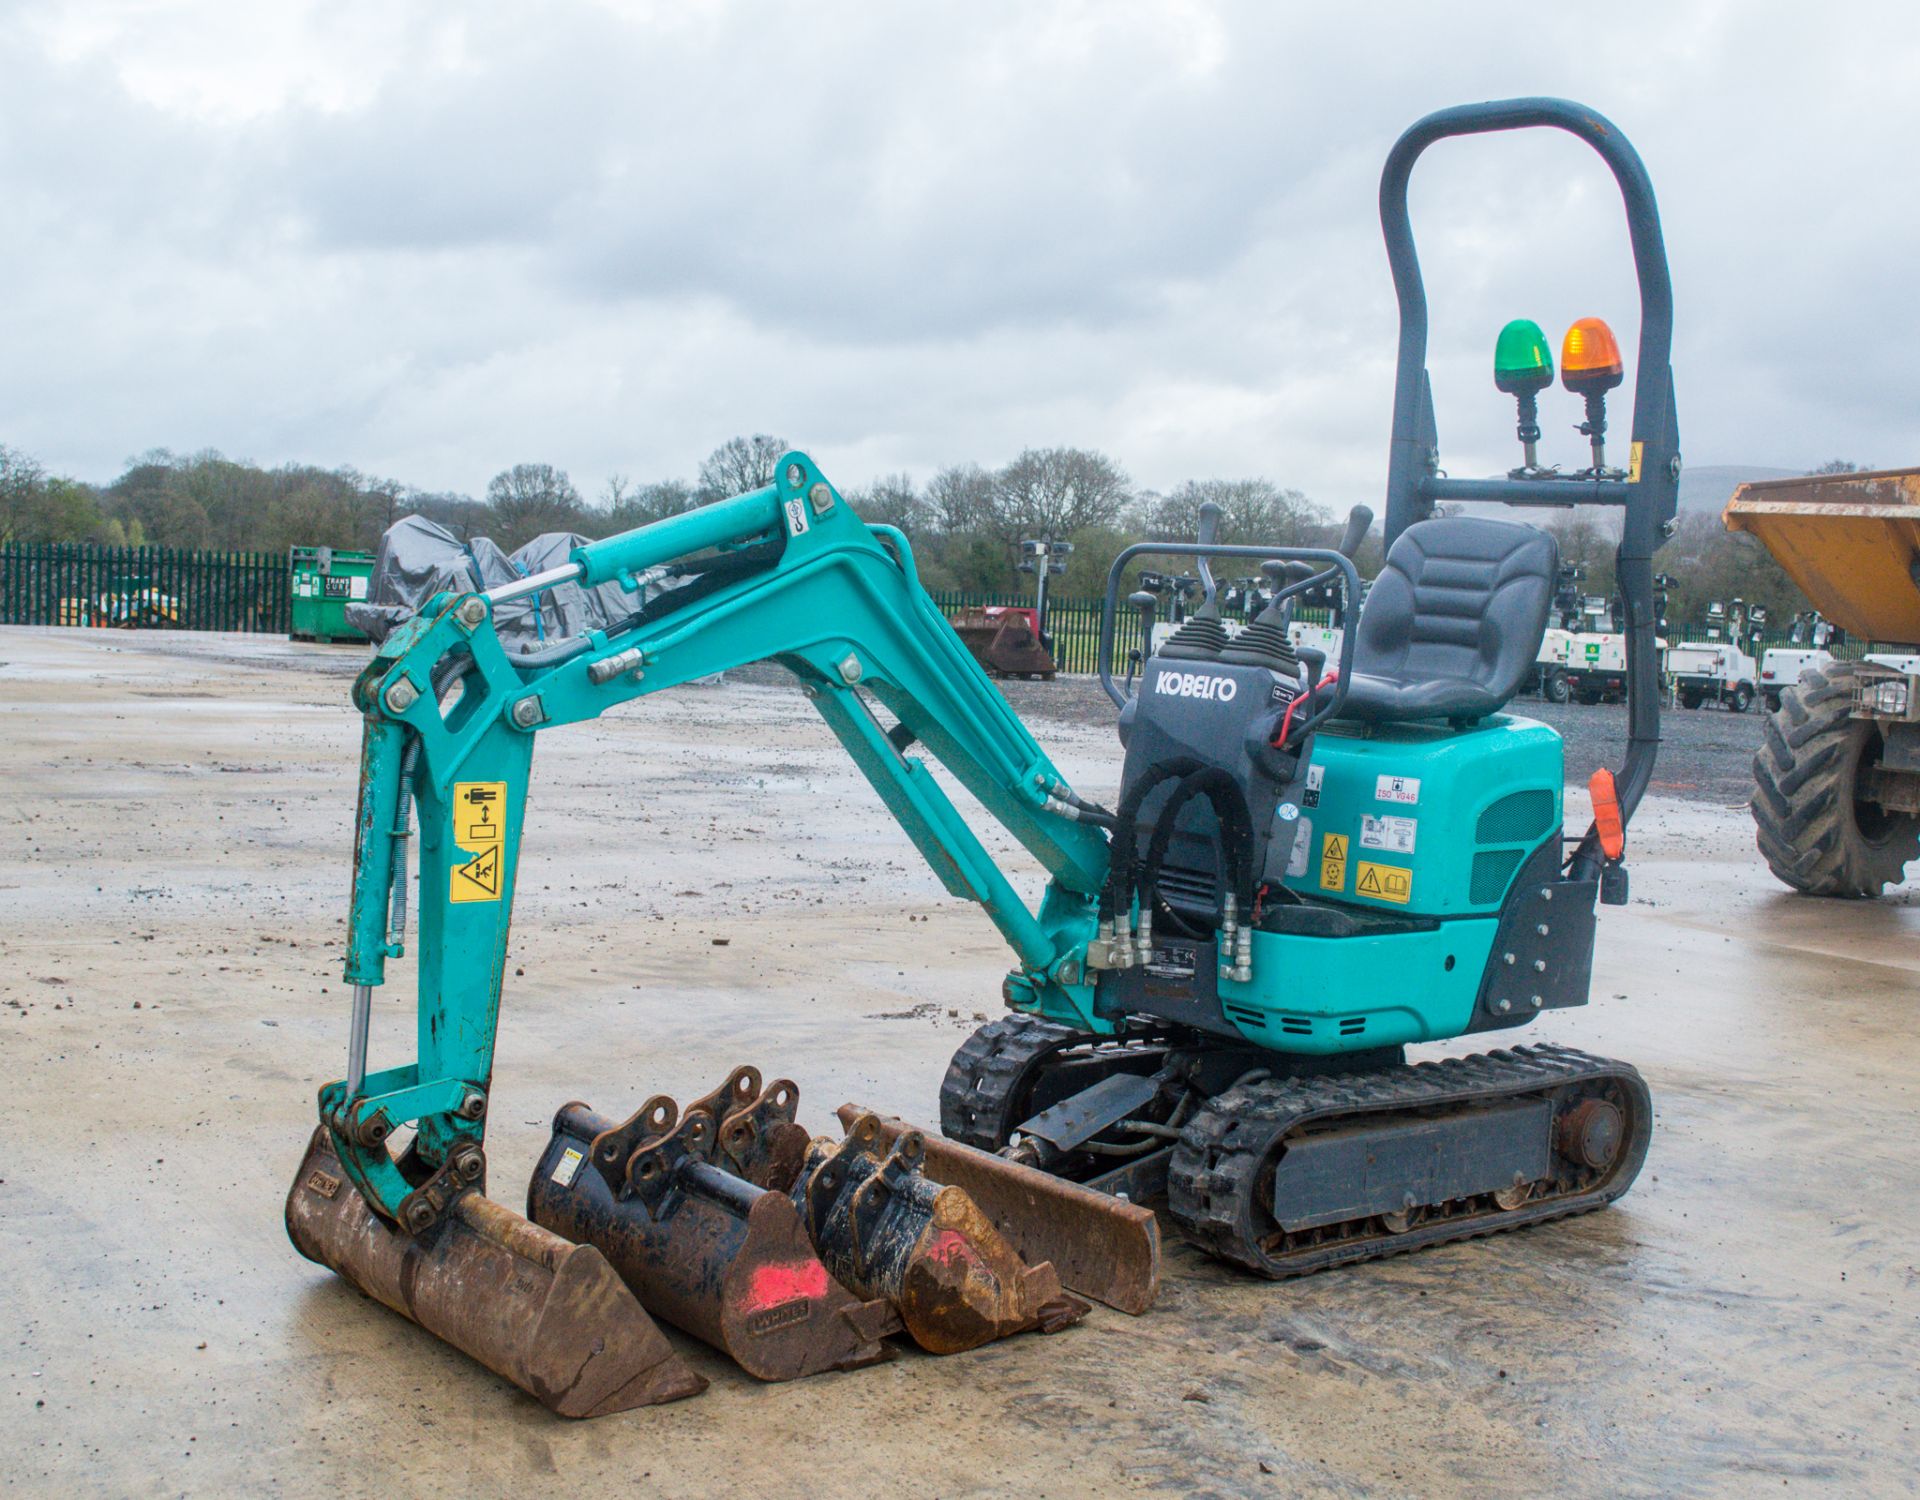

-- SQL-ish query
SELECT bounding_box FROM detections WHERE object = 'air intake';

[1476,789,1554,846]
[1474,783,1551,841]
[1470,848,1527,904]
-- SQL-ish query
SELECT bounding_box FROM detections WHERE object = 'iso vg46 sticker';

[1359,813,1416,855]
[1375,774,1420,805]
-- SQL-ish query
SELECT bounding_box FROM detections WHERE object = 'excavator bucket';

[526,1072,896,1382]
[285,1127,706,1418]
[948,606,1058,679]
[837,1105,1161,1316]
[794,1113,1090,1354]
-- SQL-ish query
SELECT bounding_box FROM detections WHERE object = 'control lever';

[1337,505,1374,559]
[1125,590,1159,690]
[1194,502,1222,611]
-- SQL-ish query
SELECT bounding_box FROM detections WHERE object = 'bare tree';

[605,478,698,532]
[845,472,928,532]
[1142,478,1322,547]
[982,447,1132,546]
[485,463,584,549]
[925,464,994,535]
[697,435,788,501]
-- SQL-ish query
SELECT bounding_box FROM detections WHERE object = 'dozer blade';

[797,1113,1091,1354]
[285,1127,706,1418]
[528,1097,897,1382]
[838,1104,1161,1316]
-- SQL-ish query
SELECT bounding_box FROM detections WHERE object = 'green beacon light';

[1493,319,1553,474]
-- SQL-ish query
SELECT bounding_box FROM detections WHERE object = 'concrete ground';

[2,626,1916,1499]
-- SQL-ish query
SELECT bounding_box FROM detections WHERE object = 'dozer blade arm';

[323,453,1113,1232]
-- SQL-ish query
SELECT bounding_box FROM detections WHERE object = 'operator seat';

[1338,517,1558,725]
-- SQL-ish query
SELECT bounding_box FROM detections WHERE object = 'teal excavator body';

[306,96,1673,1295]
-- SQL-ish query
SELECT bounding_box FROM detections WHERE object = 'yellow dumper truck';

[1725,469,1920,896]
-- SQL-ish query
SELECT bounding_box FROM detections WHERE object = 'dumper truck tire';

[1751,661,1920,898]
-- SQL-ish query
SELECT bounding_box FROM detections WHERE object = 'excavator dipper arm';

[325,453,1112,1231]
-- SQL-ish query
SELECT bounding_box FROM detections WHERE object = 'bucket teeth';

[529,1093,898,1382]
[285,1127,705,1418]
[795,1113,1092,1354]
[836,1104,1161,1316]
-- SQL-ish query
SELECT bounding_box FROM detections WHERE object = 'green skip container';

[289,545,374,643]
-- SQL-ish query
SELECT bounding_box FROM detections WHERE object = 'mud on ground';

[1,629,1915,1498]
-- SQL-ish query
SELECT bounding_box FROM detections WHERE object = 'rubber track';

[939,1015,1083,1151]
[1751,661,1919,897]
[1167,1044,1651,1278]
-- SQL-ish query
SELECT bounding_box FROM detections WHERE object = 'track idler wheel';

[794,1113,1089,1354]
[286,1127,706,1418]
[528,1086,897,1383]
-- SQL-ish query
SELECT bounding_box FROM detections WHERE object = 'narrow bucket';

[529,1101,897,1381]
[286,1127,707,1417]
[795,1113,1089,1354]
[837,1105,1161,1316]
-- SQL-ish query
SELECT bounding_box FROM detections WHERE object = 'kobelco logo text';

[1155,671,1237,702]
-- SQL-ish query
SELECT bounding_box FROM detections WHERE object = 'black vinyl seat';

[1339,518,1558,725]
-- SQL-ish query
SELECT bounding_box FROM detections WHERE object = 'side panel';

[1215,919,1500,1054]
[1283,715,1562,918]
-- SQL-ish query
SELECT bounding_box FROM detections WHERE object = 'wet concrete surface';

[1,627,1915,1498]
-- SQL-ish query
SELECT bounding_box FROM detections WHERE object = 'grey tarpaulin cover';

[346,516,646,654]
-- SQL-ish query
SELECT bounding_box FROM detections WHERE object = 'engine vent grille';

[1279,1014,1314,1036]
[1470,848,1527,904]
[1476,789,1554,846]
[1154,862,1218,914]
[1224,1006,1267,1031]
[1338,1017,1367,1036]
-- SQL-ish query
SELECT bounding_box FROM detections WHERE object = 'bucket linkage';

[793,1112,1091,1354]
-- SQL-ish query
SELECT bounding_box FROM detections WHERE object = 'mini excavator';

[288,98,1679,1415]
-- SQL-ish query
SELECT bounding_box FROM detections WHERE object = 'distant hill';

[1677,464,1800,513]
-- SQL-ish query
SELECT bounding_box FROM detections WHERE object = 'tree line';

[0,431,1841,623]
[0,433,1346,597]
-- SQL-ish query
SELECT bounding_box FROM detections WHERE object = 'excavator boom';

[324,452,1112,1233]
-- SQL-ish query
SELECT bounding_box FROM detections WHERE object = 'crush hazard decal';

[1318,832,1348,891]
[450,780,506,903]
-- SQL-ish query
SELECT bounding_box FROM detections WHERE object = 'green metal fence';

[0,542,291,633]
[926,589,1145,677]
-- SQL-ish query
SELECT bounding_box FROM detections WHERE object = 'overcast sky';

[4,2,1916,512]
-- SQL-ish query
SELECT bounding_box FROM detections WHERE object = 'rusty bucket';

[837,1105,1161,1316]
[527,1085,897,1382]
[285,1127,706,1418]
[794,1113,1089,1354]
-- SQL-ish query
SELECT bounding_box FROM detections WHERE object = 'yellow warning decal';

[1355,860,1412,904]
[450,781,507,903]
[1628,441,1644,484]
[1318,832,1348,892]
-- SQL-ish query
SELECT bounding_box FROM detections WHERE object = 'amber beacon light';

[1560,317,1626,474]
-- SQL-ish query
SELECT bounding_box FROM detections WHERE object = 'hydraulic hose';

[1139,768,1254,937]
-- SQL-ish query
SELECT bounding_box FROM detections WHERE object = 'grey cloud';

[2,2,1918,506]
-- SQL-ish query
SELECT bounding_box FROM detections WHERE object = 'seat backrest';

[1351,518,1558,713]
